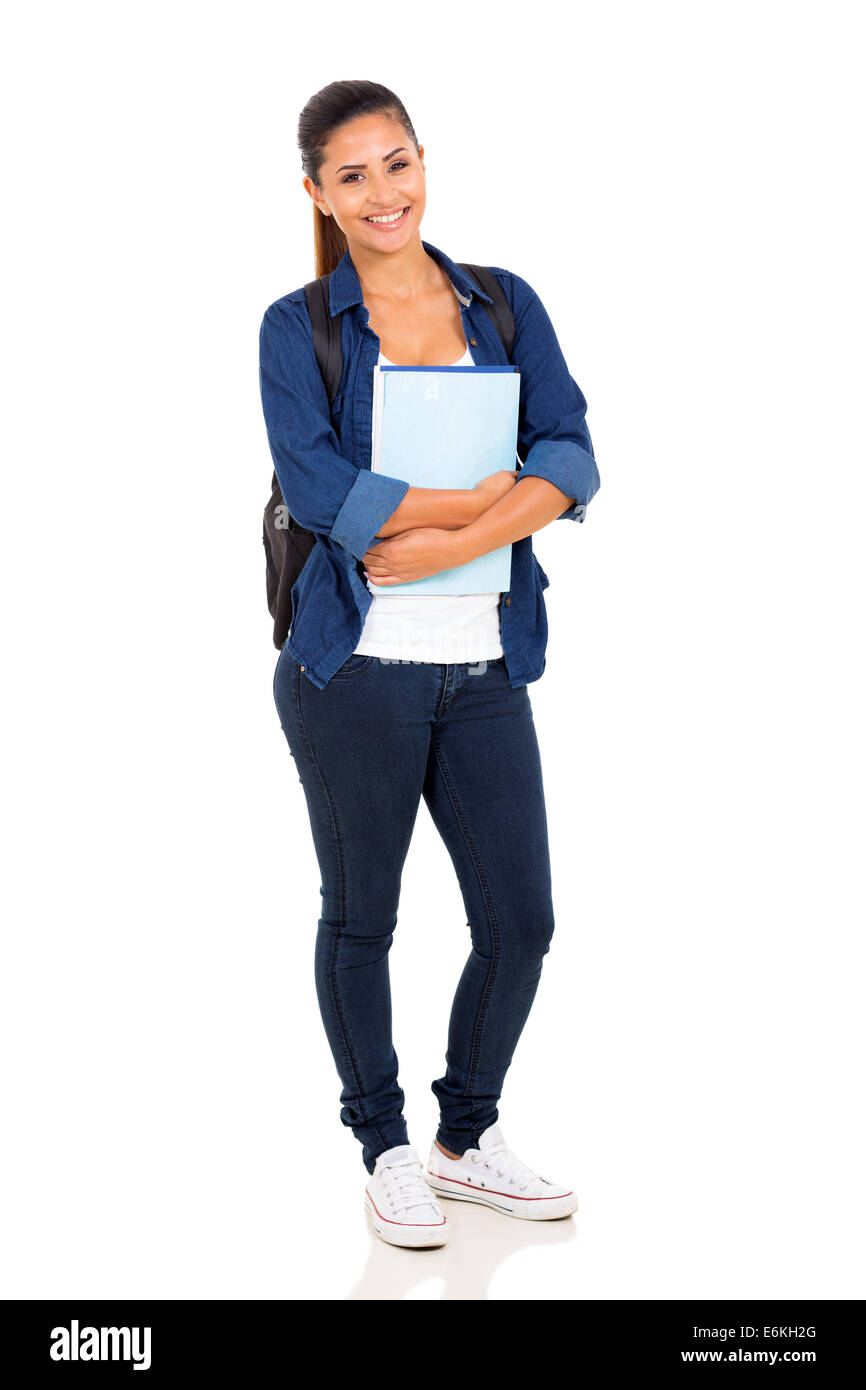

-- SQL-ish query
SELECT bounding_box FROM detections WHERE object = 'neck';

[347,235,443,302]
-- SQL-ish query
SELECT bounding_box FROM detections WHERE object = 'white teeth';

[365,207,408,224]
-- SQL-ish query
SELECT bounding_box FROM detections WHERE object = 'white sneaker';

[426,1123,578,1220]
[364,1144,449,1248]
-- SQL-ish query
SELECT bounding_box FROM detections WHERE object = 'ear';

[302,175,331,216]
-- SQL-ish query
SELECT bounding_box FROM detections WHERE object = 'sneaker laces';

[382,1157,442,1217]
[470,1141,545,1194]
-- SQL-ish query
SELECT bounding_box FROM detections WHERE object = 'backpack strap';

[457,264,515,360]
[304,275,343,406]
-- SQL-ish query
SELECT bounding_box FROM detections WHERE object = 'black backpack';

[263,263,516,650]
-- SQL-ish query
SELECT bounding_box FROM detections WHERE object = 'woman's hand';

[473,468,520,505]
[361,528,468,586]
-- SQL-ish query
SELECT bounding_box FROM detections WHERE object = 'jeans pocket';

[330,652,377,680]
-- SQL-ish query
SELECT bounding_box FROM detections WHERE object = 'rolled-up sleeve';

[259,300,410,559]
[507,272,600,522]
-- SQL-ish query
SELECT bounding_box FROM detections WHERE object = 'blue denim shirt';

[259,240,600,688]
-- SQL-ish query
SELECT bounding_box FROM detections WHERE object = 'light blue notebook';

[373,365,520,594]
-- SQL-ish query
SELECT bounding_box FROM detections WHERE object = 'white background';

[2,0,863,1301]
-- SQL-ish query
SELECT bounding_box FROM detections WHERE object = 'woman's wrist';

[447,524,478,568]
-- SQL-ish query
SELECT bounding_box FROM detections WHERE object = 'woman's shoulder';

[262,285,308,321]
[259,287,314,359]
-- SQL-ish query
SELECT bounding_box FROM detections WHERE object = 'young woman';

[259,80,600,1249]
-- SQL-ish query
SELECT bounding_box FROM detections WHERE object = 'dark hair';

[298,80,421,277]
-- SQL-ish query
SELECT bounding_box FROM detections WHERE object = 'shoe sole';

[364,1194,449,1248]
[426,1173,578,1220]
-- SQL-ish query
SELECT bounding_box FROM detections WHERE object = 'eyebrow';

[335,146,409,173]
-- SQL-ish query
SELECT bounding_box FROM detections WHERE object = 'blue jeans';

[272,647,556,1174]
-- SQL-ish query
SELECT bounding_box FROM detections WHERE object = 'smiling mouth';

[363,206,411,228]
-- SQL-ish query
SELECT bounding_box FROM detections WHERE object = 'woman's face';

[304,112,426,254]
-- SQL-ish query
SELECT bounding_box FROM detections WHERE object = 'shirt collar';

[327,238,494,317]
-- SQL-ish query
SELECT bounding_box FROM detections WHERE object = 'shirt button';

[504,596,511,607]
[300,665,306,672]
[469,338,478,346]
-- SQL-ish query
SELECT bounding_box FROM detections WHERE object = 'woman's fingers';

[362,557,404,583]
[361,550,390,570]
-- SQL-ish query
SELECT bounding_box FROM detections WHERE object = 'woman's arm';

[505,270,600,523]
[452,473,574,559]
[362,475,572,586]
[375,468,519,536]
[260,302,410,559]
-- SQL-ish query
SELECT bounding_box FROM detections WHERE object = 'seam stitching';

[293,663,389,1151]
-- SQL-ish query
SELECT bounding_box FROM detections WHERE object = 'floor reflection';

[345,1200,577,1300]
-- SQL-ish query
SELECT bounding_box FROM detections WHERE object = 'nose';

[367,172,396,207]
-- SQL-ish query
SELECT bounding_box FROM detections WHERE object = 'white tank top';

[353,343,505,664]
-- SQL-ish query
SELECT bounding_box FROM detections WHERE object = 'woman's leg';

[421,658,557,1156]
[272,647,438,1173]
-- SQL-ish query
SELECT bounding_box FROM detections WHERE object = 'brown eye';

[342,160,410,184]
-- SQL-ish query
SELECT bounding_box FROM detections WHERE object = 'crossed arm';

[373,469,518,535]
[362,474,574,586]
